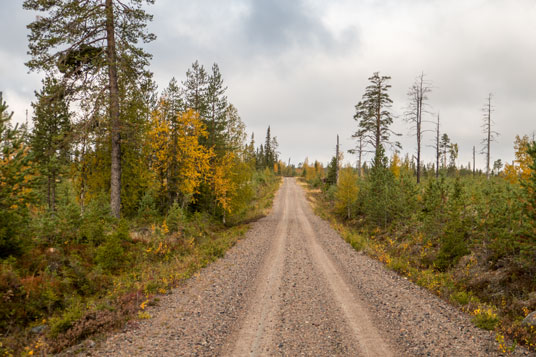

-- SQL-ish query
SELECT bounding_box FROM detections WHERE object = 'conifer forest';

[0,0,535,355]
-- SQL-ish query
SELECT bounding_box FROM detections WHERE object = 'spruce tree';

[205,63,229,154]
[264,126,274,169]
[161,78,185,206]
[183,60,208,118]
[24,0,155,218]
[31,77,71,211]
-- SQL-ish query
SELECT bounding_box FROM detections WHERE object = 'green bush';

[49,303,83,337]
[138,190,158,223]
[167,202,186,233]
[94,223,127,272]
[79,194,113,245]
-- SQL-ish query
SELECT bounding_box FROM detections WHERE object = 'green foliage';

[49,303,84,338]
[434,178,470,270]
[95,222,128,272]
[137,189,158,223]
[0,93,34,258]
[79,194,113,245]
[353,72,399,155]
[472,306,500,331]
[166,202,186,233]
[30,76,71,211]
[361,146,400,227]
[326,156,338,186]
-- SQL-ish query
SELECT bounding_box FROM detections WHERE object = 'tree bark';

[105,0,122,218]
[486,95,491,180]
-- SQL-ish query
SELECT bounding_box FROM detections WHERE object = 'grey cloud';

[241,0,335,55]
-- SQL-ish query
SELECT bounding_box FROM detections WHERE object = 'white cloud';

[1,0,535,169]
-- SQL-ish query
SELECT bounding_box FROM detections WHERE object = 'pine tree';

[24,0,156,218]
[353,72,400,166]
[30,77,71,211]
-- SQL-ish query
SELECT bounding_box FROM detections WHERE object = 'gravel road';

[76,178,532,356]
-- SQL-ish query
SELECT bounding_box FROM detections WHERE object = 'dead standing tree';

[481,93,499,179]
[433,113,441,178]
[348,129,365,176]
[405,72,432,183]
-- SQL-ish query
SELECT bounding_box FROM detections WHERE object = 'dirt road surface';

[77,178,531,356]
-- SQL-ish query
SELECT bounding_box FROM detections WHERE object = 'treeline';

[0,1,282,354]
[302,72,536,352]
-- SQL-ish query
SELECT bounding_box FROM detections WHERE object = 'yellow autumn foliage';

[504,135,534,184]
[390,152,401,178]
[148,105,213,205]
[213,152,236,214]
[335,166,359,219]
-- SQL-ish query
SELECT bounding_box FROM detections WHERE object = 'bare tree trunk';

[435,114,440,179]
[486,95,491,179]
[376,93,381,155]
[335,134,340,184]
[473,145,476,177]
[358,135,363,177]
[106,0,122,218]
[415,75,423,183]
[416,102,421,183]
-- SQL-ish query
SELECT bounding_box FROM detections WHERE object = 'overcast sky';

[1,0,535,168]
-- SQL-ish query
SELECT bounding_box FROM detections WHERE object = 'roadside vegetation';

[1,2,285,354]
[300,72,536,353]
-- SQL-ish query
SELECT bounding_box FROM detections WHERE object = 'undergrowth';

[301,177,536,353]
[0,174,280,356]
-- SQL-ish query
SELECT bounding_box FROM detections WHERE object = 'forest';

[0,1,282,354]
[1,0,536,355]
[300,72,536,352]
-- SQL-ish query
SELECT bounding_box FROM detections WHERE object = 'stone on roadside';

[522,311,536,327]
[30,325,46,334]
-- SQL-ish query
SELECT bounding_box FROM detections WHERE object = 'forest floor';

[66,178,532,356]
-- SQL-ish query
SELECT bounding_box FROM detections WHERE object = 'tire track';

[225,179,290,356]
[292,182,394,357]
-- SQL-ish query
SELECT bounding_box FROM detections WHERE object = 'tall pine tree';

[353,72,400,167]
[31,77,71,211]
[24,0,155,218]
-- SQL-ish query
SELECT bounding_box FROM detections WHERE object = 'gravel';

[70,178,533,356]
